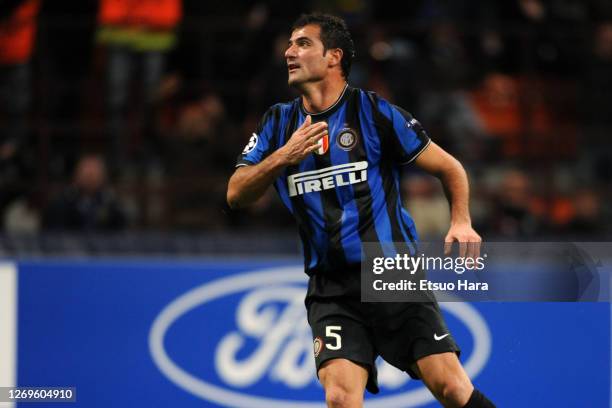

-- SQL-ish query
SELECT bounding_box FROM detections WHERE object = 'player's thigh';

[318,358,368,394]
[373,302,459,379]
[411,352,473,401]
[308,299,379,394]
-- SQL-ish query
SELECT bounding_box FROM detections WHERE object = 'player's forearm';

[437,158,472,226]
[227,115,326,208]
[226,150,289,209]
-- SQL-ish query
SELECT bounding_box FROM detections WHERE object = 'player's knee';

[435,377,472,407]
[325,384,361,408]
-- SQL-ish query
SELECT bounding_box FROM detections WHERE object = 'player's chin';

[287,73,306,86]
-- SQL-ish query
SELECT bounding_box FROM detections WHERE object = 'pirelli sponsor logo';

[287,161,368,197]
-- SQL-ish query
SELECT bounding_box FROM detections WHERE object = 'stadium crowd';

[0,0,611,243]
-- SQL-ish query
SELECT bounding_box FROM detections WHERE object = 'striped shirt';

[236,85,430,297]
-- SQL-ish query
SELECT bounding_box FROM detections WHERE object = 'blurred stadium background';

[0,1,611,407]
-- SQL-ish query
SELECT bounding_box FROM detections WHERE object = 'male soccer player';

[227,13,495,408]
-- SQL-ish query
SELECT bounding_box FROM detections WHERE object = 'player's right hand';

[279,115,328,165]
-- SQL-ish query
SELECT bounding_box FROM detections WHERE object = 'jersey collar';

[300,83,350,119]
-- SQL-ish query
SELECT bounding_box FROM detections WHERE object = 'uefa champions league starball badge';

[242,133,258,154]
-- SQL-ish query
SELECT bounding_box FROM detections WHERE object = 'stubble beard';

[287,74,307,92]
[287,71,324,92]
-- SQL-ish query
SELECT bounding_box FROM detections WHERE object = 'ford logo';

[149,267,491,407]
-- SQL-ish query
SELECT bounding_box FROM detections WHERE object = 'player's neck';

[301,79,347,114]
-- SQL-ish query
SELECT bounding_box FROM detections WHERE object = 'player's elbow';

[226,177,243,209]
[435,155,465,180]
[226,185,243,210]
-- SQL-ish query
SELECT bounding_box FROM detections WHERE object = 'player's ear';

[327,48,343,70]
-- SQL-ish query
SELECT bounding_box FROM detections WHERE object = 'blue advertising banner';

[11,260,611,407]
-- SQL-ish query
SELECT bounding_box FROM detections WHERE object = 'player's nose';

[285,44,296,59]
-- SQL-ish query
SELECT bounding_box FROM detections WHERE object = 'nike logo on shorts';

[434,333,450,341]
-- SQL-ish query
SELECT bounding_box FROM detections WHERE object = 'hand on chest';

[309,120,361,157]
[284,121,373,198]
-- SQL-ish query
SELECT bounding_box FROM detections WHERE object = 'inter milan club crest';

[313,337,324,358]
[336,128,357,151]
[315,134,329,155]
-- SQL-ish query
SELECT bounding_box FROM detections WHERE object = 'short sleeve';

[236,105,279,167]
[377,100,431,165]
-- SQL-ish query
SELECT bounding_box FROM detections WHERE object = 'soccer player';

[227,13,495,408]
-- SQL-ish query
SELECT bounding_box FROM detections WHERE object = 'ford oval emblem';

[149,267,491,407]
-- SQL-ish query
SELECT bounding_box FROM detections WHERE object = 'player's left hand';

[444,223,481,259]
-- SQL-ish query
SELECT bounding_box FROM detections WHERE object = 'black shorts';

[307,298,460,394]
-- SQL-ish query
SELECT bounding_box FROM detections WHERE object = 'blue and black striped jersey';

[237,85,430,283]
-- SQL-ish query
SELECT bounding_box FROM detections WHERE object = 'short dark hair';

[291,13,355,79]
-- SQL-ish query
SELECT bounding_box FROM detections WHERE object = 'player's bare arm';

[226,115,328,209]
[414,142,481,258]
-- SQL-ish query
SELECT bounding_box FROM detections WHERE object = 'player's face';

[285,24,330,86]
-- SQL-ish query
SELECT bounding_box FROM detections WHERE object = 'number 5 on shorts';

[325,325,342,350]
